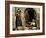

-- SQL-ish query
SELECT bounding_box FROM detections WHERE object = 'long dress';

[16,11,22,28]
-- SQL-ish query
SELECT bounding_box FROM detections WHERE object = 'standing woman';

[16,8,22,28]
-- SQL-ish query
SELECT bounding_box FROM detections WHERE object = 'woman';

[16,8,22,28]
[24,8,36,27]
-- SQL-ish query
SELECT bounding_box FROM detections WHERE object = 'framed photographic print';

[5,1,45,37]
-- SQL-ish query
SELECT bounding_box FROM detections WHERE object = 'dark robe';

[24,8,36,22]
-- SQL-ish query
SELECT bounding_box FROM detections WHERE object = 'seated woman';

[24,8,36,27]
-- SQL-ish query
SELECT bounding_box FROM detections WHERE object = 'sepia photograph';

[12,7,40,31]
